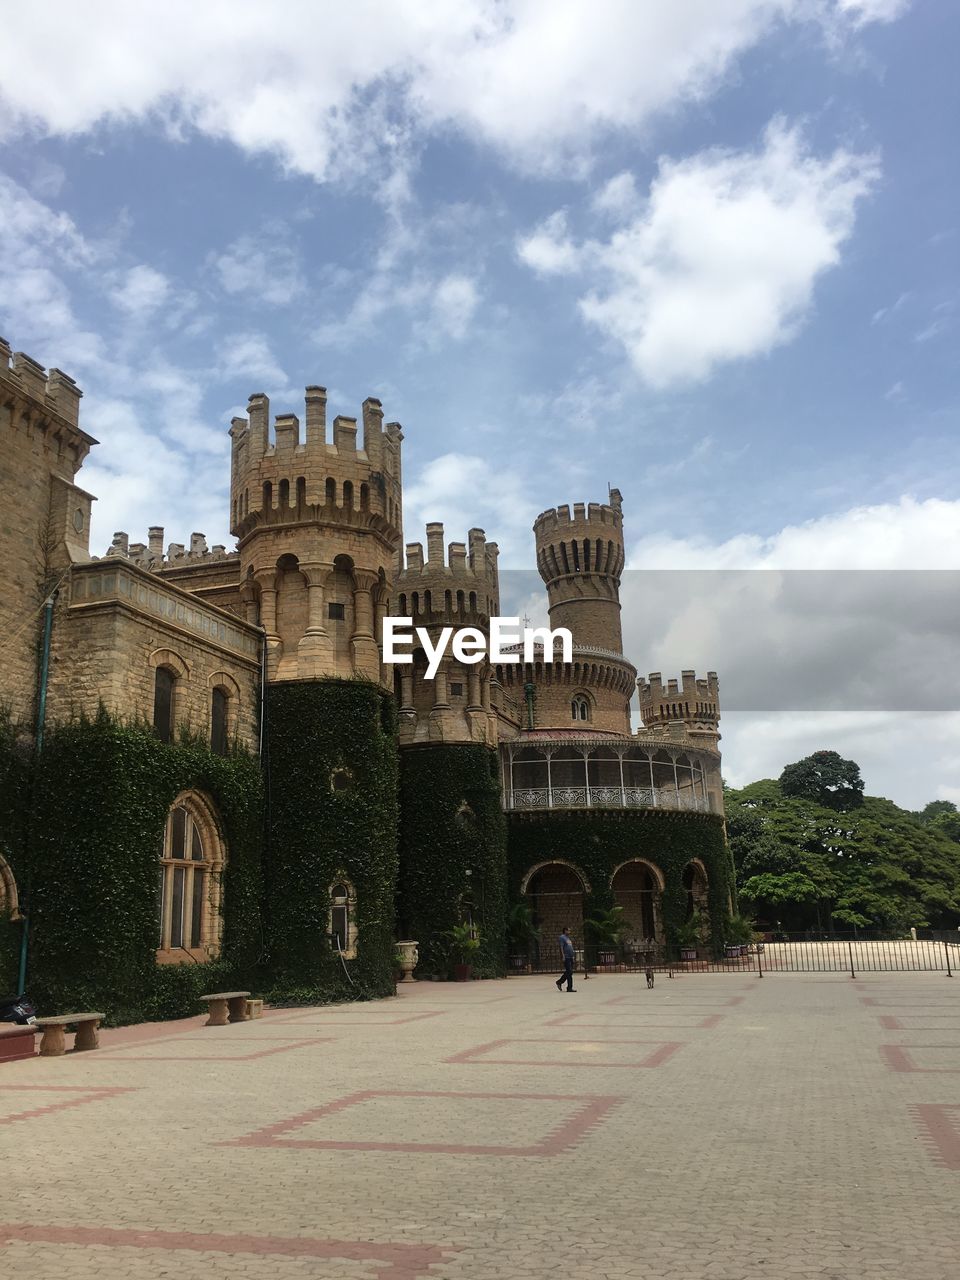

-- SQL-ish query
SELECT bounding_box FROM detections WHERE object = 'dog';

[645,967,655,989]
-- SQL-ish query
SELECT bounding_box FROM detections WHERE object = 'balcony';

[505,786,710,813]
[501,738,715,814]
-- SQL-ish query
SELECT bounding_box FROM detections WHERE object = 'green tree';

[779,750,864,811]
[917,800,957,825]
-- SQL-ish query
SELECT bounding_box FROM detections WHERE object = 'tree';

[779,750,864,811]
[917,800,958,826]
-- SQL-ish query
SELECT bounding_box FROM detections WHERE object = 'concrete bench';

[0,1024,39,1062]
[199,991,251,1027]
[35,1013,104,1057]
[246,998,264,1020]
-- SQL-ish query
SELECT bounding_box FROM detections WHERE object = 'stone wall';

[47,562,261,750]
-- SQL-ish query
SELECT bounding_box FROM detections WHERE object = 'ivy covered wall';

[0,710,30,993]
[398,743,508,977]
[263,679,398,997]
[507,808,733,954]
[24,710,263,1023]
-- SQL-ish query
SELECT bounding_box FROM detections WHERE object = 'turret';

[637,670,720,746]
[391,524,500,747]
[533,489,625,653]
[227,385,404,685]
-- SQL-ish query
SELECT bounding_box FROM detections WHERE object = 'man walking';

[556,927,576,992]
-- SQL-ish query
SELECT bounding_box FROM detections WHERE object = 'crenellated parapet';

[104,527,238,570]
[0,338,95,477]
[638,670,720,747]
[393,523,500,626]
[228,387,403,554]
[533,489,626,653]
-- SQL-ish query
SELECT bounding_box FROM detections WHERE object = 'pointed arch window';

[330,879,357,957]
[158,795,225,960]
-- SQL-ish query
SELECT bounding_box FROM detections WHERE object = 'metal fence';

[513,933,958,978]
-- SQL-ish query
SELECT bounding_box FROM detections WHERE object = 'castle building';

[0,341,732,1014]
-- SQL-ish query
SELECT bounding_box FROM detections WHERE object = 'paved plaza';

[2,970,959,1279]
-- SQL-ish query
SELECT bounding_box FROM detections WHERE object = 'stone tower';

[392,523,500,746]
[533,489,625,653]
[229,389,403,683]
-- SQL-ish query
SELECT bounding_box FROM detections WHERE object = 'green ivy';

[398,743,508,977]
[263,679,398,997]
[507,809,733,956]
[25,708,263,1024]
[0,708,31,991]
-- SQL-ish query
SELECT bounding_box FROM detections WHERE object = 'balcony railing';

[504,786,710,813]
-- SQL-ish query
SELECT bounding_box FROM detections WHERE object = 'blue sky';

[1,1,958,804]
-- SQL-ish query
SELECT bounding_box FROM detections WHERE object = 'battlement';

[103,527,238,571]
[0,337,87,432]
[533,488,623,537]
[638,670,720,728]
[394,523,500,622]
[229,386,403,537]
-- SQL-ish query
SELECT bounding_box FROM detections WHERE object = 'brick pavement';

[1,971,959,1278]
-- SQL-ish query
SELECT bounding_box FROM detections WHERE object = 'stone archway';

[0,853,20,921]
[522,861,589,969]
[611,859,665,947]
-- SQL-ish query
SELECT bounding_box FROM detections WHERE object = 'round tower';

[533,489,625,653]
[229,388,403,683]
[392,523,500,747]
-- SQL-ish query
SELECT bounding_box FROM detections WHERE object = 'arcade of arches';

[519,855,710,961]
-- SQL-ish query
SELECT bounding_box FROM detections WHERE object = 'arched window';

[571,696,590,722]
[211,687,229,755]
[278,478,290,507]
[153,667,176,744]
[330,879,357,956]
[158,795,225,959]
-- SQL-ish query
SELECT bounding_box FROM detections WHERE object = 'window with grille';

[158,800,222,958]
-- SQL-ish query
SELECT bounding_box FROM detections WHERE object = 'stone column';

[351,570,381,680]
[254,570,282,679]
[374,586,390,687]
[297,562,335,677]
[466,669,482,710]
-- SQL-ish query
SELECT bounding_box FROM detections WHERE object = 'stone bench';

[35,1013,104,1057]
[199,991,251,1027]
[0,1023,39,1062]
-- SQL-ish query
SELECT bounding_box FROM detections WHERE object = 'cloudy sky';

[0,1,957,805]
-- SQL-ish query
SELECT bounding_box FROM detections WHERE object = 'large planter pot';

[453,962,473,982]
[396,940,419,982]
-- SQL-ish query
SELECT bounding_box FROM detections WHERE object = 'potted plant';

[586,906,631,967]
[445,922,481,981]
[675,912,705,961]
[725,915,754,958]
[507,902,540,973]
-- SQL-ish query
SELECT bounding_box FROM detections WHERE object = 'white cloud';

[516,211,580,276]
[590,171,639,219]
[108,264,171,315]
[0,2,906,182]
[403,452,538,566]
[209,234,304,306]
[429,274,480,341]
[519,121,879,386]
[216,332,289,388]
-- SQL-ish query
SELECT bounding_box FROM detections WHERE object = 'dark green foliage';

[263,679,398,997]
[507,809,732,955]
[729,777,960,932]
[917,799,957,825]
[25,710,263,1024]
[398,743,508,977]
[0,708,31,991]
[779,750,864,811]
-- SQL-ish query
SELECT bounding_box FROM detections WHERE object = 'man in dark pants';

[556,927,576,992]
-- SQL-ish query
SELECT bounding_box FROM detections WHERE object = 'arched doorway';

[522,861,588,971]
[682,860,709,919]
[611,860,665,952]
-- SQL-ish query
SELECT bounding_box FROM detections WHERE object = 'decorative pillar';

[467,669,482,710]
[253,569,281,679]
[350,569,381,680]
[374,587,390,686]
[297,562,335,677]
[399,670,415,715]
[672,754,681,808]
